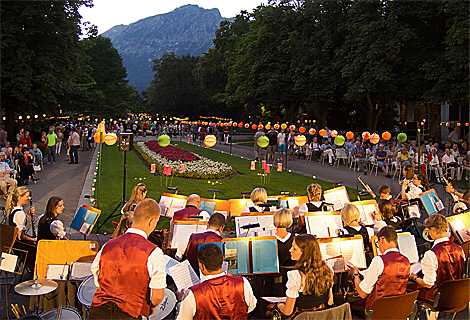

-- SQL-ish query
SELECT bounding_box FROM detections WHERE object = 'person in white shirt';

[68,127,80,164]
[6,186,36,243]
[428,148,444,182]
[177,243,256,320]
[447,127,459,145]
[277,129,286,161]
[0,152,17,197]
[442,148,462,180]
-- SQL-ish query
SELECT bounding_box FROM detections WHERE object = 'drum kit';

[14,276,176,319]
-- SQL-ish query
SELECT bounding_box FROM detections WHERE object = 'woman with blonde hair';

[38,196,67,241]
[112,211,134,238]
[241,187,269,213]
[272,234,333,318]
[121,183,147,214]
[341,204,372,257]
[7,186,36,242]
[296,184,329,233]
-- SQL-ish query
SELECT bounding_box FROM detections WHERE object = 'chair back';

[367,290,419,320]
[1,224,18,253]
[434,278,470,313]
[294,302,352,320]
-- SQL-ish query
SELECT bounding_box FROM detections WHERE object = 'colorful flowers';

[144,140,200,162]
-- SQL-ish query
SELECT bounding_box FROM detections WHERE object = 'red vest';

[418,240,465,300]
[173,206,203,221]
[192,275,247,320]
[91,233,157,318]
[363,251,410,308]
[184,231,222,272]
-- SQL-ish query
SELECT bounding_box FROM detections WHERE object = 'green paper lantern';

[334,135,345,146]
[257,136,269,148]
[158,134,171,147]
[397,133,407,143]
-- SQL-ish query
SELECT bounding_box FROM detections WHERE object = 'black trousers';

[89,302,141,320]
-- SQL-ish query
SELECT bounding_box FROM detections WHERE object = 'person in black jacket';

[38,196,67,241]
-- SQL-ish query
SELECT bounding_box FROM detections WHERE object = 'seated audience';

[442,148,462,180]
[0,152,17,198]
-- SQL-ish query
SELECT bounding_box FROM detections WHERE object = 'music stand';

[241,192,251,199]
[168,187,178,195]
[208,189,219,200]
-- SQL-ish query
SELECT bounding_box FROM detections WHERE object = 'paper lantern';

[309,128,316,135]
[252,124,257,130]
[382,131,391,141]
[274,123,280,130]
[289,125,296,131]
[370,133,380,144]
[397,133,407,142]
[238,122,243,128]
[346,131,354,140]
[319,129,326,137]
[334,135,345,146]
[295,135,306,146]
[258,124,264,130]
[97,122,106,133]
[362,131,371,140]
[94,131,104,144]
[158,134,171,147]
[257,136,269,148]
[245,123,249,128]
[330,130,338,138]
[204,135,217,148]
[104,133,117,146]
[232,122,237,127]
[281,123,287,130]
[299,126,306,133]
[265,124,271,130]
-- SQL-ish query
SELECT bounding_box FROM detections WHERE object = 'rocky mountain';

[102,5,232,93]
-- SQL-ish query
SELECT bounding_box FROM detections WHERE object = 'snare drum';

[77,275,98,308]
[40,306,81,320]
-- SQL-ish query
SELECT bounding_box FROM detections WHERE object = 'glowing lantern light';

[362,131,371,140]
[245,123,249,128]
[158,134,171,147]
[238,122,243,128]
[257,136,269,148]
[397,133,407,143]
[346,131,354,140]
[382,131,391,141]
[330,130,338,138]
[94,132,104,144]
[334,135,345,146]
[299,126,306,133]
[309,128,316,135]
[295,135,306,146]
[265,124,271,130]
[289,125,296,131]
[252,124,257,130]
[274,123,280,130]
[204,135,217,148]
[370,133,380,144]
[104,133,118,145]
[319,129,326,137]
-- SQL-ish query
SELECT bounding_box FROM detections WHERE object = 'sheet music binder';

[345,200,379,226]
[170,220,208,249]
[371,232,419,264]
[70,205,101,236]
[317,235,366,272]
[323,186,351,211]
[159,193,188,218]
[199,236,279,275]
[234,213,276,237]
[419,189,444,216]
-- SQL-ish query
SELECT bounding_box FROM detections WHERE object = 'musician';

[176,213,225,273]
[377,185,397,204]
[90,199,166,320]
[6,186,36,242]
[112,211,134,238]
[373,200,402,233]
[400,173,429,224]
[121,183,147,214]
[410,214,465,300]
[446,185,470,206]
[177,243,257,320]
[172,194,210,221]
[297,183,327,234]
[273,234,333,318]
[340,204,372,254]
[37,196,67,241]
[241,187,269,213]
[349,226,410,318]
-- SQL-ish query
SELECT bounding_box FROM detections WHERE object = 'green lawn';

[95,141,360,232]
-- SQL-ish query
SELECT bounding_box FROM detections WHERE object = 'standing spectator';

[277,129,286,161]
[16,128,24,146]
[46,127,57,164]
[55,128,63,155]
[82,126,89,151]
[254,127,265,161]
[442,148,462,180]
[19,131,32,149]
[40,132,47,159]
[266,127,277,163]
[320,138,335,166]
[287,131,296,161]
[199,125,206,145]
[0,125,7,149]
[217,124,223,144]
[223,124,230,145]
[68,127,80,164]
[375,144,390,177]
[447,127,459,145]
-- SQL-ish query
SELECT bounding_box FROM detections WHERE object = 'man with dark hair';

[177,244,256,319]
[266,127,277,163]
[410,214,465,300]
[176,213,226,272]
[349,226,410,318]
[90,199,166,319]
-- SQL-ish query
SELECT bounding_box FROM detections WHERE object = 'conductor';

[90,199,166,319]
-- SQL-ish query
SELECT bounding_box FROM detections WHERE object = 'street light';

[349,110,356,131]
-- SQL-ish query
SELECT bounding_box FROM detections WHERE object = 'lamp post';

[349,110,356,131]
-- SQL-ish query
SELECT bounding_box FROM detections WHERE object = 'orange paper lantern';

[232,122,237,127]
[281,123,287,130]
[362,131,371,140]
[309,128,316,135]
[299,126,306,133]
[252,124,257,130]
[94,131,104,144]
[319,129,326,137]
[330,130,338,138]
[258,124,264,130]
[382,131,391,141]
[346,131,354,140]
[238,122,243,128]
[245,123,249,128]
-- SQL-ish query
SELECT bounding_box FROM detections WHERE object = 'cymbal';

[15,279,58,296]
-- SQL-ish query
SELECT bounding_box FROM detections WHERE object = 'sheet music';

[170,224,207,248]
[199,201,216,215]
[324,215,343,237]
[46,264,69,280]
[397,235,419,264]
[164,255,180,275]
[306,215,343,238]
[0,252,18,273]
[168,260,200,291]
[262,297,287,303]
[70,262,93,280]
[287,199,300,209]
[340,238,366,269]
[257,215,276,236]
[235,216,259,237]
[319,242,344,272]
[449,219,467,231]
[410,262,422,274]
[251,238,279,274]
[324,188,350,211]
[361,204,377,225]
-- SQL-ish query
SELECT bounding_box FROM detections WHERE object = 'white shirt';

[358,248,410,294]
[176,272,256,320]
[91,228,166,289]
[277,132,286,145]
[420,237,465,286]
[49,220,66,239]
[286,265,333,298]
[0,161,11,178]
[175,229,221,260]
[12,206,27,231]
[275,233,292,243]
[442,154,456,165]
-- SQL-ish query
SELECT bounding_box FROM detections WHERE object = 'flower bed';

[135,141,237,179]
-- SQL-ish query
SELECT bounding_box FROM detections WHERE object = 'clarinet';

[29,191,36,238]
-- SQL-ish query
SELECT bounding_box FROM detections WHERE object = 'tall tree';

[1,0,93,139]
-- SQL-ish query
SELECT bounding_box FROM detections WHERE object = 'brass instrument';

[357,175,376,198]
[422,228,433,242]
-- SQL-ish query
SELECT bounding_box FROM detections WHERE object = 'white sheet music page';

[306,216,329,238]
[397,235,419,264]
[70,262,93,280]
[164,255,180,275]
[46,264,69,280]
[287,199,300,209]
[170,224,200,249]
[0,253,18,273]
[257,215,276,236]
[235,216,259,237]
[324,188,350,211]
[319,242,344,272]
[340,238,366,269]
[168,260,200,291]
[324,215,343,238]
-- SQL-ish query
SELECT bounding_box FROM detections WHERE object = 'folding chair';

[335,149,349,167]
[367,290,419,320]
[369,156,379,176]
